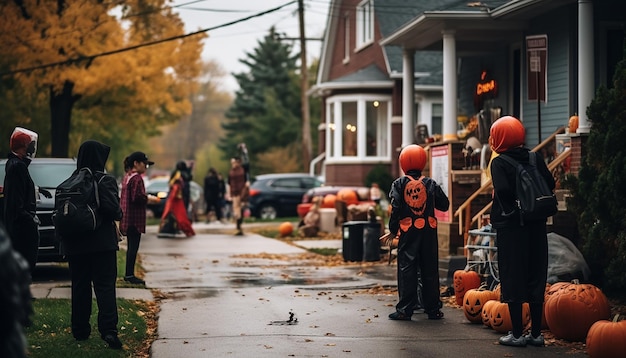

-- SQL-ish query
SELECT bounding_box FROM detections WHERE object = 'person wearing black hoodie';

[60,140,124,349]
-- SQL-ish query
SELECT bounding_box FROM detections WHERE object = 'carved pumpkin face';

[404,179,427,215]
[489,302,512,333]
[463,288,497,323]
[481,300,498,327]
[453,270,481,306]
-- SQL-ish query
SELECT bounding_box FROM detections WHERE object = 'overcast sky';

[172,0,330,93]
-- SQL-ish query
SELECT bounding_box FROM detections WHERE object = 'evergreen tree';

[565,38,626,295]
[220,27,302,170]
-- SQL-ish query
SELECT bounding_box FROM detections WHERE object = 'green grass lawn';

[25,249,154,357]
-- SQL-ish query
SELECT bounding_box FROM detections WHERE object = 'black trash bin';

[342,221,368,262]
[363,223,381,261]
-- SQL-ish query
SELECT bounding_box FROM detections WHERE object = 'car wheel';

[258,204,278,220]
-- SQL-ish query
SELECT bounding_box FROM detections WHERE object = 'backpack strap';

[82,167,102,208]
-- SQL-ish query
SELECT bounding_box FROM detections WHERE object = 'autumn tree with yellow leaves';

[0,0,205,157]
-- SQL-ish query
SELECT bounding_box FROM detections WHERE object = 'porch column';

[577,0,594,133]
[402,48,415,147]
[442,30,458,141]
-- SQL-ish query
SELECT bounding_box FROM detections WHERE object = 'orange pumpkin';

[568,114,579,133]
[399,144,427,173]
[278,222,294,237]
[321,194,336,208]
[463,285,498,323]
[544,280,611,342]
[336,189,358,205]
[489,301,530,333]
[586,314,626,358]
[453,270,481,306]
[481,299,498,328]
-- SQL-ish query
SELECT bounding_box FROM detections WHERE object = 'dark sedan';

[247,173,323,219]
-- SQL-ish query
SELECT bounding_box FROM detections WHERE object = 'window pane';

[366,100,388,157]
[432,103,443,136]
[329,102,336,157]
[342,102,358,156]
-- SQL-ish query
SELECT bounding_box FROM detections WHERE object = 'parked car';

[247,173,324,219]
[297,186,388,219]
[0,158,78,262]
[145,177,204,220]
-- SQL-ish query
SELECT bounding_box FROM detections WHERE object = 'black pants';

[68,250,118,339]
[396,228,441,315]
[125,226,141,277]
[205,199,223,220]
[9,216,39,276]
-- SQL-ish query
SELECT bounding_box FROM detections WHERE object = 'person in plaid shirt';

[120,151,156,285]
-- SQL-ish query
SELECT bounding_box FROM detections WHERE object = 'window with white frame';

[356,0,374,49]
[327,95,390,161]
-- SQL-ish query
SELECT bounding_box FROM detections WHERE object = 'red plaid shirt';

[120,172,148,234]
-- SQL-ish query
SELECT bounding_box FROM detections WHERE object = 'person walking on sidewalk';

[120,152,157,285]
[158,166,196,238]
[387,144,449,321]
[489,116,553,347]
[203,167,225,223]
[228,157,248,236]
[60,140,124,349]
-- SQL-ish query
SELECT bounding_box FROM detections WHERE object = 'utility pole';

[298,0,312,170]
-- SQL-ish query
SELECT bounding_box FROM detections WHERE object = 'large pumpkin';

[463,285,498,323]
[489,301,530,333]
[399,144,427,172]
[336,189,358,205]
[278,222,294,237]
[453,270,481,306]
[586,315,626,358]
[544,280,611,342]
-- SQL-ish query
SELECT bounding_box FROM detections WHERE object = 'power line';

[1,0,297,77]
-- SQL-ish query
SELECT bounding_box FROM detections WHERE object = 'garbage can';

[342,221,368,261]
[363,222,381,261]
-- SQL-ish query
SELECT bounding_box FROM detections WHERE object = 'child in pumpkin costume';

[388,144,449,320]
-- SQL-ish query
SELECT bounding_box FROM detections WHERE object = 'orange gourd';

[569,114,579,133]
[544,280,611,342]
[336,189,358,205]
[453,270,481,306]
[463,285,498,323]
[321,194,336,208]
[278,222,294,237]
[586,314,626,358]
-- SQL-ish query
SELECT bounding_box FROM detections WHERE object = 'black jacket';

[2,152,37,241]
[490,147,555,229]
[61,141,123,256]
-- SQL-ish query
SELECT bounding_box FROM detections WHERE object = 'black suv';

[0,158,77,262]
[247,173,323,219]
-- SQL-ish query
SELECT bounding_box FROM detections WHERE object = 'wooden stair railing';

[453,126,567,248]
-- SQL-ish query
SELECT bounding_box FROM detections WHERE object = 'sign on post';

[526,35,547,102]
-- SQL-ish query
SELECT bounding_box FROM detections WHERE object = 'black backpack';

[498,152,558,223]
[53,167,102,236]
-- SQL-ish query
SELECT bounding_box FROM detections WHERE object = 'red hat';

[10,131,31,151]
[489,116,525,153]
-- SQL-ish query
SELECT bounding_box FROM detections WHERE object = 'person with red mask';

[2,127,40,275]
[489,116,554,347]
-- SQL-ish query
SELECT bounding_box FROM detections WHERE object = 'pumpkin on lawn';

[463,284,498,323]
[586,314,626,358]
[453,270,481,306]
[544,280,610,342]
[278,222,294,237]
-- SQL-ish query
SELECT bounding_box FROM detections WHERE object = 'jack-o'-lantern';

[463,285,498,323]
[453,270,481,306]
[489,302,530,333]
[399,144,427,172]
[482,299,498,327]
[544,280,611,342]
[404,178,427,216]
[489,116,525,154]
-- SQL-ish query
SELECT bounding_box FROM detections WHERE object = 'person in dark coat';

[388,144,449,321]
[489,116,554,347]
[59,140,124,349]
[203,168,225,223]
[175,161,193,217]
[2,127,40,275]
[0,225,33,358]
